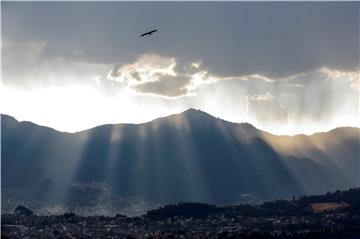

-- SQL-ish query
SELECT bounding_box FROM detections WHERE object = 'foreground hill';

[1,109,359,213]
[2,188,360,238]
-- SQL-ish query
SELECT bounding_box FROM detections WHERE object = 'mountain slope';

[2,109,359,209]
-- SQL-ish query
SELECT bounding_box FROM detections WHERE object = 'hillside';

[1,109,359,214]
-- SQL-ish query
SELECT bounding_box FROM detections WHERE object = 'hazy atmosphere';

[2,2,359,135]
[2,2,360,238]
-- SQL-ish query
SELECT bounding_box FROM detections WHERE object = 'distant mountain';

[2,109,359,212]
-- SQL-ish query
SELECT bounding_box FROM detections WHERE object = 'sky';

[1,2,359,135]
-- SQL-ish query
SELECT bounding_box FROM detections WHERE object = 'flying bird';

[140,30,158,37]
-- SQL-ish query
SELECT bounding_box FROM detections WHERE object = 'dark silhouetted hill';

[1,110,359,209]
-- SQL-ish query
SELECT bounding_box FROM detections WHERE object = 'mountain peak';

[181,108,215,118]
[1,114,18,123]
[182,108,202,113]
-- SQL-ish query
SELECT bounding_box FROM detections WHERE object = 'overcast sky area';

[1,2,359,135]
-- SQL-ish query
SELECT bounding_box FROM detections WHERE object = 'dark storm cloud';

[2,1,359,80]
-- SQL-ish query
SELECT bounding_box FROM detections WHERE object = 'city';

[2,188,360,238]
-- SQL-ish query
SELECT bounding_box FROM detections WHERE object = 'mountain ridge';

[1,109,358,137]
[1,109,359,215]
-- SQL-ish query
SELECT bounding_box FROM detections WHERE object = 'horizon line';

[1,108,359,137]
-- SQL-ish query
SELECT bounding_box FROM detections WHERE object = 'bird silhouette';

[140,30,158,37]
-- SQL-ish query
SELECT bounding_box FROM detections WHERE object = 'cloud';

[105,54,360,135]
[107,54,219,98]
[134,74,191,97]
[237,74,275,83]
[4,2,358,78]
[106,54,282,98]
[107,54,177,85]
[320,67,360,92]
[2,40,111,89]
[246,93,289,128]
[2,40,47,84]
[274,67,360,125]
[190,66,358,134]
[248,93,275,101]
[2,33,358,134]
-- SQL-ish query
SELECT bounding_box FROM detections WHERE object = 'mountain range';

[2,109,359,211]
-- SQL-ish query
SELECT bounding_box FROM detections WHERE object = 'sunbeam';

[2,2,360,237]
